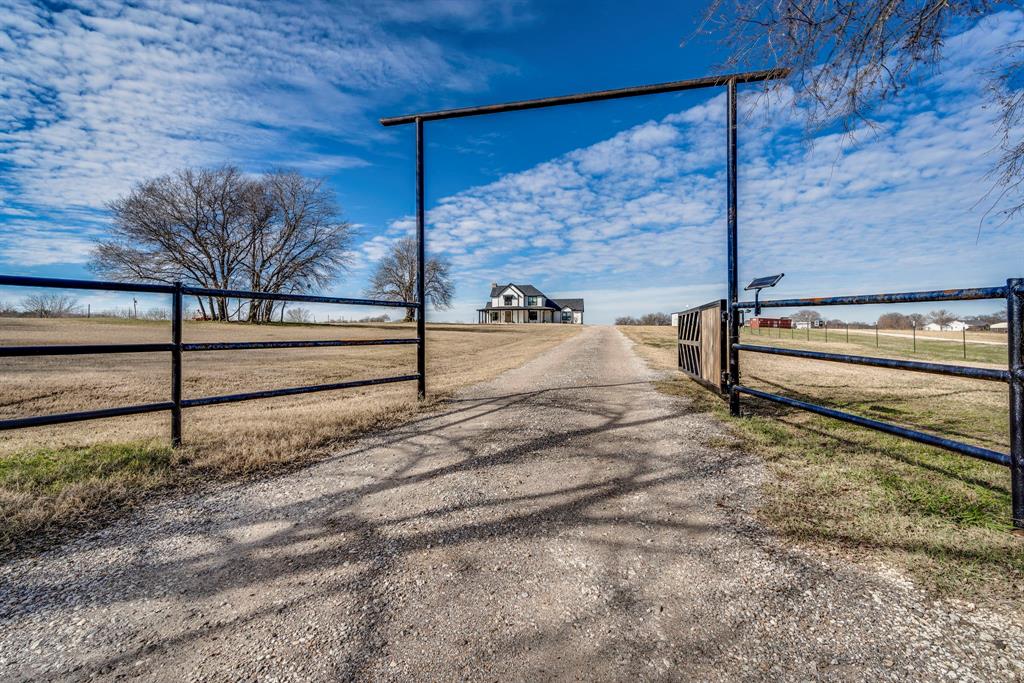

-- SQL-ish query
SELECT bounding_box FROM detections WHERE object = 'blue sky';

[1,1,1022,324]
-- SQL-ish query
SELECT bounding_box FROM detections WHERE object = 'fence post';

[875,323,879,347]
[1007,278,1023,530]
[825,321,828,343]
[846,322,849,343]
[963,327,967,359]
[913,322,917,352]
[415,116,427,400]
[726,77,740,417]
[171,282,183,447]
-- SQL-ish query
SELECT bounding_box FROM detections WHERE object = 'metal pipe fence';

[730,280,1024,528]
[0,274,420,446]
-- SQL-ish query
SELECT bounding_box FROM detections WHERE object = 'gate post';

[170,281,183,446]
[415,116,426,399]
[1008,278,1023,530]
[726,77,740,416]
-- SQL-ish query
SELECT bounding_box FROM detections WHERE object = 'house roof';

[489,282,545,298]
[551,298,584,312]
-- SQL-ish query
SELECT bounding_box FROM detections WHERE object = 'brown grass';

[0,318,579,549]
[619,325,1023,601]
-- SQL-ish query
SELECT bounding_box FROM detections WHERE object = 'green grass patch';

[0,441,173,494]
[0,441,176,552]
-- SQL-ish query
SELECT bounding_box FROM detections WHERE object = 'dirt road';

[1,326,1021,681]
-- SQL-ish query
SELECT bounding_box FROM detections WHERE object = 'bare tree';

[284,307,313,323]
[877,312,911,329]
[365,237,454,322]
[243,171,355,323]
[908,312,928,328]
[90,166,354,322]
[928,308,957,328]
[21,293,80,318]
[699,1,1024,216]
[790,309,822,323]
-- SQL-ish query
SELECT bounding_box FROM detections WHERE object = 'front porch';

[477,307,561,324]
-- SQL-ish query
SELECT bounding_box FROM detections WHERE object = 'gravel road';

[2,326,1022,681]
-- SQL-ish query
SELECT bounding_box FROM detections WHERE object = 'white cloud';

[415,11,1024,324]
[0,0,517,214]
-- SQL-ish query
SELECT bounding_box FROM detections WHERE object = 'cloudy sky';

[1,1,1022,323]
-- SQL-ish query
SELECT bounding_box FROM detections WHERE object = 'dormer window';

[503,295,514,306]
[527,296,539,307]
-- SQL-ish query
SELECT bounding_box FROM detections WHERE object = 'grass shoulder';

[619,324,1022,602]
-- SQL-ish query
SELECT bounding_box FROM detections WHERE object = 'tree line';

[785,309,1006,329]
[615,312,672,326]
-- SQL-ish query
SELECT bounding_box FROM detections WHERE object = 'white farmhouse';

[477,283,584,324]
[924,320,971,331]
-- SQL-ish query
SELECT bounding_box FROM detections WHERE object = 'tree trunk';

[404,307,416,322]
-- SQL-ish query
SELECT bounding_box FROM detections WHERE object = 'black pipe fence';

[730,280,1024,528]
[0,274,420,446]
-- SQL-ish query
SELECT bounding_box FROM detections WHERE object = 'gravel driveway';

[1,326,1022,681]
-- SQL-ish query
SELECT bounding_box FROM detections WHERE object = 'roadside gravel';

[1,326,1022,681]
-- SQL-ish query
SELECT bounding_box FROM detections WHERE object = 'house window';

[490,312,498,322]
[561,309,573,322]
[528,310,538,321]
[527,296,539,307]
[503,295,514,306]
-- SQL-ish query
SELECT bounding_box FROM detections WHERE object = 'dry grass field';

[619,324,1021,599]
[0,318,580,549]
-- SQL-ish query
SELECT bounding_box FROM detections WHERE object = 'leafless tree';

[284,307,313,323]
[877,311,912,329]
[790,309,822,323]
[908,312,928,327]
[928,308,957,328]
[365,237,453,322]
[90,166,354,322]
[698,1,1024,217]
[243,171,355,323]
[21,293,80,318]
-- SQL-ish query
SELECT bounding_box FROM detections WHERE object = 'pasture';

[620,324,1021,597]
[0,318,580,548]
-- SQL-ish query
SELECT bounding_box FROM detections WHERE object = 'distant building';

[991,322,1008,332]
[793,320,825,329]
[749,317,792,329]
[477,283,584,324]
[924,320,970,331]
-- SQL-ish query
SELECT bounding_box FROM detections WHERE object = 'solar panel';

[745,273,784,291]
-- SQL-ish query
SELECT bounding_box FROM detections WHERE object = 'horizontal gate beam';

[735,343,1010,382]
[380,69,790,126]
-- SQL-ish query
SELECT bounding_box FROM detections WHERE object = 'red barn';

[750,317,792,329]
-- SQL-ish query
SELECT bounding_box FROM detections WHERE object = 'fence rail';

[729,279,1023,528]
[0,274,421,446]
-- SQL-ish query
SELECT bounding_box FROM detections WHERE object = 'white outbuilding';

[924,320,971,331]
